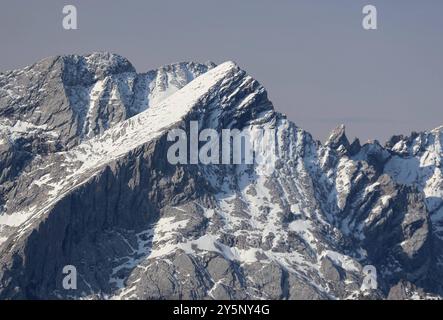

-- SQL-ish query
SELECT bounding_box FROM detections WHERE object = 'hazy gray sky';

[1,0,442,142]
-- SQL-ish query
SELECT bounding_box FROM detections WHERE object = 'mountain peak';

[325,124,350,152]
[155,61,217,72]
[431,124,443,134]
[60,52,136,83]
[1,54,443,300]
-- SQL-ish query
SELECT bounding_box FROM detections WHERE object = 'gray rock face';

[0,54,442,300]
[0,53,214,209]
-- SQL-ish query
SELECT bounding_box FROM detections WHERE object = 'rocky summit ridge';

[0,53,442,300]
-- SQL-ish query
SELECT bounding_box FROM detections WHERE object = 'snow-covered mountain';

[0,53,442,300]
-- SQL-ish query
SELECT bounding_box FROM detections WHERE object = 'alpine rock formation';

[0,52,442,300]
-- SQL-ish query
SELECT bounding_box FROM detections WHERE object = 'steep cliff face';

[0,54,442,299]
[0,53,213,188]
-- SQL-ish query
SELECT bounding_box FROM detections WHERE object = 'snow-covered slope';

[0,61,236,245]
[0,53,442,300]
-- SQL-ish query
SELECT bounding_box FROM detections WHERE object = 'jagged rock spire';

[325,124,350,152]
